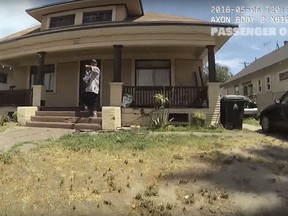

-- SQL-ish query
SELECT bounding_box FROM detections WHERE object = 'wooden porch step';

[35,111,102,117]
[31,116,102,124]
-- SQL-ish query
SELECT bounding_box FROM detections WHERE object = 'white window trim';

[278,69,288,83]
[265,75,271,92]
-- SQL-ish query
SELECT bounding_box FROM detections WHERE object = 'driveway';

[0,126,73,152]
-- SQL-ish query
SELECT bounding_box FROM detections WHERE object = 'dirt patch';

[0,133,287,215]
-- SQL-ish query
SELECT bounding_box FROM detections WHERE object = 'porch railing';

[0,89,33,107]
[123,86,208,108]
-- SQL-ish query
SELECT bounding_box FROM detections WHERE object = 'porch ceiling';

[2,45,207,67]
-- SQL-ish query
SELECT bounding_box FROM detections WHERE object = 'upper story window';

[0,73,8,84]
[279,71,288,82]
[50,14,75,28]
[83,10,113,24]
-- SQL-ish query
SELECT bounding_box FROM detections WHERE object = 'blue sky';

[0,0,287,74]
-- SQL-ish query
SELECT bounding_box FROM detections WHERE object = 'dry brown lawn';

[0,131,288,216]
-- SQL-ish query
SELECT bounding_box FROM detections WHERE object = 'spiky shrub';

[150,93,171,128]
[192,111,206,127]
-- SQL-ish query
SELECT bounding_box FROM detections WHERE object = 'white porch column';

[32,85,46,106]
[207,82,221,125]
[109,82,123,106]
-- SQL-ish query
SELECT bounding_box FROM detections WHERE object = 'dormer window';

[83,10,113,24]
[50,14,75,28]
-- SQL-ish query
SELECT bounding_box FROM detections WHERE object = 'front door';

[79,60,101,111]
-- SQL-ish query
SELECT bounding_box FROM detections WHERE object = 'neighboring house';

[0,65,13,90]
[222,41,288,111]
[0,0,236,129]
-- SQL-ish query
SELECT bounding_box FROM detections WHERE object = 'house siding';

[45,62,79,107]
[223,58,288,111]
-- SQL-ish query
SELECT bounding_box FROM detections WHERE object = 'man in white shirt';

[83,59,100,117]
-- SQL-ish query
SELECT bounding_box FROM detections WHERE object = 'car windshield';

[281,92,288,104]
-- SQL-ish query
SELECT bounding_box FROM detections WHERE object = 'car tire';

[261,115,272,133]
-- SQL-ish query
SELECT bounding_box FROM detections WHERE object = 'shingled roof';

[222,43,288,86]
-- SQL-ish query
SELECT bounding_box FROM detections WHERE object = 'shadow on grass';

[162,143,288,216]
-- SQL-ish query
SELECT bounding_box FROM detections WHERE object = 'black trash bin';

[220,95,247,130]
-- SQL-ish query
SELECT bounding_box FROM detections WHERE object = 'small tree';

[203,63,233,84]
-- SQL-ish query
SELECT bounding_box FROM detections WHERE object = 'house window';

[135,60,170,86]
[258,79,262,92]
[30,64,55,92]
[279,71,288,81]
[83,10,113,24]
[265,75,271,91]
[50,14,75,28]
[234,85,239,95]
[242,82,253,96]
[0,73,7,84]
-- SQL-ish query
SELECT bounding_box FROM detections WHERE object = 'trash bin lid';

[221,95,248,101]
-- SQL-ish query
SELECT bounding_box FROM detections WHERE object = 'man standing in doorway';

[83,59,100,117]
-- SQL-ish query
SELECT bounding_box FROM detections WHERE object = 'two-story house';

[0,0,236,129]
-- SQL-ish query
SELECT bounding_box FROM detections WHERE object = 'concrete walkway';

[0,126,73,152]
[243,123,262,132]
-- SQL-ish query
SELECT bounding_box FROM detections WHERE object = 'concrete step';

[35,111,102,117]
[31,116,102,124]
[39,107,82,111]
[26,121,102,131]
[26,121,75,129]
[74,123,102,131]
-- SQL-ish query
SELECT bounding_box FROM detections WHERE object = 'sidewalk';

[0,126,73,152]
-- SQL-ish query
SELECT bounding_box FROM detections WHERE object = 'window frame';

[242,81,253,96]
[82,10,113,24]
[257,79,262,93]
[49,14,76,29]
[278,70,288,82]
[135,60,171,86]
[0,72,8,84]
[234,85,239,95]
[29,64,56,93]
[265,75,271,92]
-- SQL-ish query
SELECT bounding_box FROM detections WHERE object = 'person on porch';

[83,59,100,117]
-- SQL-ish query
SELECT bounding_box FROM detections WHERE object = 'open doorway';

[79,60,101,111]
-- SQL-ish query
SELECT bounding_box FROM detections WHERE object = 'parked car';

[244,97,258,117]
[260,91,288,133]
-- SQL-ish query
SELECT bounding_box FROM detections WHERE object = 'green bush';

[0,115,9,126]
[11,111,17,122]
[192,111,206,127]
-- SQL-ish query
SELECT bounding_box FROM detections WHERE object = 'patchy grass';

[0,122,17,133]
[243,117,260,126]
[46,131,228,152]
[0,132,287,215]
[141,124,225,133]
